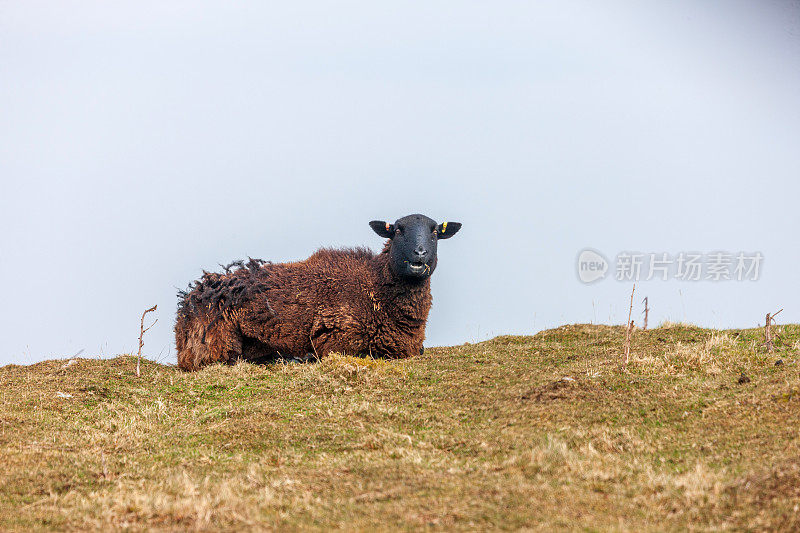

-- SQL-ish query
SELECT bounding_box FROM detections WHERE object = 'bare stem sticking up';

[137,305,158,377]
[624,284,636,366]
[763,308,783,354]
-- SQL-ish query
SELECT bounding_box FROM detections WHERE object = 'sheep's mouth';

[408,262,428,274]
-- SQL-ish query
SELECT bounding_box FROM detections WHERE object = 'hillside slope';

[1,324,798,531]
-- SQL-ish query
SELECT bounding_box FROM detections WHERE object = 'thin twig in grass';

[763,308,783,354]
[624,284,636,366]
[308,335,321,362]
[137,305,158,377]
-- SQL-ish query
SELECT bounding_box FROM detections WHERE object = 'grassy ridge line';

[0,324,798,531]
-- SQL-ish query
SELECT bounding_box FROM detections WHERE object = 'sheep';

[175,214,462,370]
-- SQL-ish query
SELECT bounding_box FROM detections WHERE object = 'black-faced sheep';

[175,214,462,370]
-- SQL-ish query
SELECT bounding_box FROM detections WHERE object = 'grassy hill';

[1,324,798,531]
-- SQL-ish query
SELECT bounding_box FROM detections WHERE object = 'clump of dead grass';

[647,462,724,508]
[723,457,800,531]
[279,353,410,392]
[657,320,694,329]
[502,431,634,486]
[56,465,321,530]
[503,430,723,514]
[630,332,735,376]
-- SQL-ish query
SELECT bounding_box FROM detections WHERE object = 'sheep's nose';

[413,248,428,258]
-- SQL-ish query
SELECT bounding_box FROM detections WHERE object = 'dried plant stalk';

[137,305,158,377]
[764,308,783,354]
[624,284,636,365]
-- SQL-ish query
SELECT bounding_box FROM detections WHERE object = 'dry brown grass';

[1,323,799,531]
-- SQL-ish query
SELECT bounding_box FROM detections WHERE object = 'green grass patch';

[1,324,798,531]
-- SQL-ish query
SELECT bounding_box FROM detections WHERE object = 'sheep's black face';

[369,214,462,282]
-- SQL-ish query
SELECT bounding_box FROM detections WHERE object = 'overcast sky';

[1,1,799,365]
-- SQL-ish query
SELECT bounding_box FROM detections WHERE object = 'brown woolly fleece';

[175,243,432,370]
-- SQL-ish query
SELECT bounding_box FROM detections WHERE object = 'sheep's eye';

[395,227,402,234]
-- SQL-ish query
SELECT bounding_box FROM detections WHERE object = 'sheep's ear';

[369,220,395,238]
[437,221,461,239]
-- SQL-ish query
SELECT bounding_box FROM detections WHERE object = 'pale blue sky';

[1,1,799,365]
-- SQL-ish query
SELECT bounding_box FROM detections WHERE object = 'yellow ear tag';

[442,221,448,233]
[385,222,391,231]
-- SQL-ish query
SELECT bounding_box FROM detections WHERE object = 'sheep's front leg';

[285,352,317,363]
